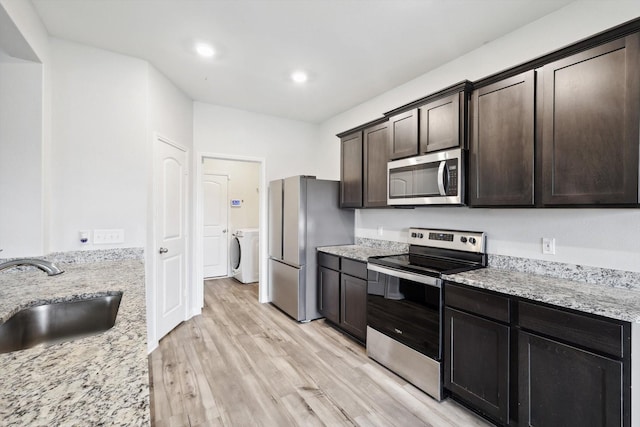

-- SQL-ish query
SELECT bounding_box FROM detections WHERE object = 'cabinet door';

[444,307,510,425]
[469,71,535,206]
[340,132,363,208]
[318,266,340,324]
[363,121,390,207]
[340,274,367,341]
[541,34,640,205]
[419,92,460,153]
[388,108,418,160]
[519,331,623,427]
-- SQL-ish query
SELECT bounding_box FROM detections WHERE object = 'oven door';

[366,264,442,360]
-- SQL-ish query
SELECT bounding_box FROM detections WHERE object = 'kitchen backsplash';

[357,237,640,290]
[0,248,144,268]
[488,254,640,290]
[47,248,144,264]
[356,237,408,253]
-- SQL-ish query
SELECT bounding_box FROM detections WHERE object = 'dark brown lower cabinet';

[318,266,340,324]
[444,307,510,425]
[518,331,623,427]
[340,274,367,340]
[317,252,367,343]
[445,282,631,427]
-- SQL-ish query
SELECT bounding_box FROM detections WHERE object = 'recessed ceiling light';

[291,71,308,83]
[196,43,215,58]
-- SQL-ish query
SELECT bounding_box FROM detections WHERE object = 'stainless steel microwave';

[387,148,464,206]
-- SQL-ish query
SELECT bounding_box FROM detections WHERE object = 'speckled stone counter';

[317,244,404,262]
[0,259,149,426]
[444,268,640,323]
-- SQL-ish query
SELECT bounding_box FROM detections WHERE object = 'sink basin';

[0,292,123,354]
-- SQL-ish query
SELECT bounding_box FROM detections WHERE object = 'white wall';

[320,1,640,273]
[0,60,43,257]
[0,0,51,257]
[194,102,321,181]
[203,158,260,231]
[194,103,320,303]
[49,39,148,252]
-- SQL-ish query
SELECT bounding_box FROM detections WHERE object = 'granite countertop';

[444,267,640,324]
[317,244,404,262]
[0,259,149,426]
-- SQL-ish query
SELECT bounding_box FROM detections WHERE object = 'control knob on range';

[460,236,467,243]
[469,237,477,245]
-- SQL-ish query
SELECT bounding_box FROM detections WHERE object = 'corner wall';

[319,1,640,273]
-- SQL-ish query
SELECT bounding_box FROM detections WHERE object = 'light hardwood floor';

[149,278,494,427]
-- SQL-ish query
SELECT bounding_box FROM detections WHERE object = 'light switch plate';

[94,229,124,244]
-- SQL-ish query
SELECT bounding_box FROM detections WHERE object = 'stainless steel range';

[366,227,487,401]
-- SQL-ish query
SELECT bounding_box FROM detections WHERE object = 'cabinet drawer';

[445,283,510,323]
[518,301,625,358]
[341,258,367,280]
[318,252,340,270]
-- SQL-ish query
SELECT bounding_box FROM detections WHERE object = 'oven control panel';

[408,228,486,253]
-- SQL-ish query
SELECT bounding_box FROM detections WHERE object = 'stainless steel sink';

[0,292,123,354]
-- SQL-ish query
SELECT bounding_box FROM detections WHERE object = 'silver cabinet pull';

[159,247,168,254]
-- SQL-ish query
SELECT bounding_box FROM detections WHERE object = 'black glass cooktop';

[368,253,483,276]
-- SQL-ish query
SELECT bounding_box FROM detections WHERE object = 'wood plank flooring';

[148,278,494,427]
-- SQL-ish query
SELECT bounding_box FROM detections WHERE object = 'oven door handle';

[367,263,442,288]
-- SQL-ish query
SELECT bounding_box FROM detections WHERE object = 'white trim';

[195,152,268,307]
[632,323,638,427]
[147,133,191,353]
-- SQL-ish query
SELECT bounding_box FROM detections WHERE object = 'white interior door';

[203,174,228,278]
[155,137,188,339]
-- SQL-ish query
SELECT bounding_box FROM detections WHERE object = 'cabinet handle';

[159,247,168,254]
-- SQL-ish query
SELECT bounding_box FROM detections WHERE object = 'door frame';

[194,152,268,309]
[147,133,190,353]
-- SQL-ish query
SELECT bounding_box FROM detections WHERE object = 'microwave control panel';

[445,159,458,196]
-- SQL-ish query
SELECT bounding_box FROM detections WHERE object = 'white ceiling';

[31,0,574,123]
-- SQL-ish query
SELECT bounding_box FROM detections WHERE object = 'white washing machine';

[230,228,259,283]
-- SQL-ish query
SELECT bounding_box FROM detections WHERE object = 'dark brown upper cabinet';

[419,92,462,153]
[469,71,535,207]
[387,109,418,160]
[540,33,640,206]
[363,120,390,208]
[339,131,363,208]
[338,118,390,209]
[386,82,472,161]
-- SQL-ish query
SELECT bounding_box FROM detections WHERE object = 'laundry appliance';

[230,228,259,283]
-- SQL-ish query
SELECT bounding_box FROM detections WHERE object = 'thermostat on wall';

[230,199,242,207]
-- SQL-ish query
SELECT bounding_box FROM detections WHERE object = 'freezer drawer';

[269,259,305,321]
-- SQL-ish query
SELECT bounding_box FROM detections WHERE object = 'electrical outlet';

[377,226,384,236]
[542,237,556,255]
[79,230,90,244]
[94,229,125,244]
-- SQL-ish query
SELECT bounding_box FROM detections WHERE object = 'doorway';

[195,154,267,308]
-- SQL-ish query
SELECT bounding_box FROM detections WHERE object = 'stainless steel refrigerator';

[268,176,354,321]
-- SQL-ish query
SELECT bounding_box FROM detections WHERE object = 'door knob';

[223,229,227,233]
[159,247,168,254]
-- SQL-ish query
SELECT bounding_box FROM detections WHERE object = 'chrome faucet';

[0,259,64,276]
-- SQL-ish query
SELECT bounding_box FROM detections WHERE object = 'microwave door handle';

[437,161,447,196]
